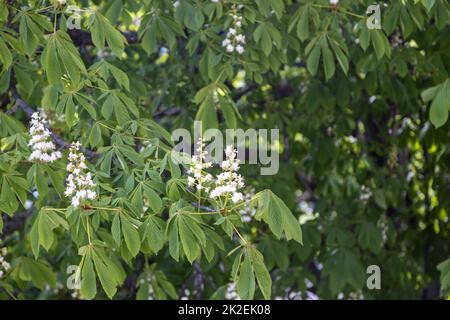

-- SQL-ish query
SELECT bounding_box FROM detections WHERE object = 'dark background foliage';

[0,0,449,300]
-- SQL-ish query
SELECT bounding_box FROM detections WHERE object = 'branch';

[153,107,183,121]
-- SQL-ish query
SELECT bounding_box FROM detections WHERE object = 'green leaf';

[81,255,97,299]
[237,253,255,299]
[249,247,272,300]
[111,213,121,246]
[29,219,40,259]
[429,81,450,128]
[422,0,435,12]
[89,12,127,57]
[142,215,165,254]
[322,45,335,81]
[296,6,310,41]
[75,94,97,119]
[167,218,180,261]
[195,94,218,133]
[178,215,200,263]
[38,211,54,251]
[35,165,48,198]
[261,28,273,56]
[91,250,118,299]
[371,30,386,60]
[220,98,237,129]
[0,37,12,71]
[43,37,61,85]
[307,44,321,76]
[256,190,302,244]
[120,214,141,257]
[143,185,163,213]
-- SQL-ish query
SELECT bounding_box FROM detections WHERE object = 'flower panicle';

[187,138,213,193]
[222,5,246,55]
[28,112,62,163]
[0,247,11,279]
[65,141,97,208]
[187,139,246,208]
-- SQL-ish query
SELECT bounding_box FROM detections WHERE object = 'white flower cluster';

[28,112,62,163]
[209,145,245,203]
[225,282,240,300]
[187,141,245,205]
[359,185,372,202]
[65,142,97,207]
[187,138,213,193]
[0,247,11,278]
[222,8,246,54]
[330,0,339,5]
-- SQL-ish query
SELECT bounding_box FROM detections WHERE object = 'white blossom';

[221,6,246,55]
[209,145,245,203]
[225,283,240,300]
[330,0,339,5]
[235,34,246,44]
[65,142,97,208]
[187,138,213,193]
[235,45,245,55]
[226,44,235,53]
[0,247,11,279]
[222,38,231,47]
[28,112,61,163]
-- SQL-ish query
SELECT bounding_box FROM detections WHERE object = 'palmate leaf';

[140,215,166,254]
[87,11,128,57]
[42,31,87,86]
[30,207,69,258]
[90,247,122,299]
[0,171,29,216]
[89,60,130,91]
[0,36,12,72]
[165,213,209,264]
[233,246,272,300]
[248,246,272,300]
[12,257,56,290]
[16,11,50,56]
[254,190,302,244]
[100,92,139,125]
[76,243,126,300]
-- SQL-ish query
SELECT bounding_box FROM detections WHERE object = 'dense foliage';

[0,0,449,300]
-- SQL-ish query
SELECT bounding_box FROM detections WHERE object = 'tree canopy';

[0,0,449,300]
